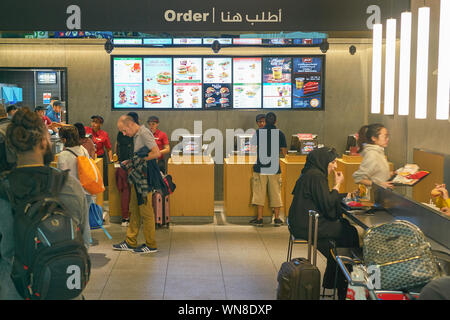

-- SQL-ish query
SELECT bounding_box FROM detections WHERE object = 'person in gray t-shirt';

[113,115,161,254]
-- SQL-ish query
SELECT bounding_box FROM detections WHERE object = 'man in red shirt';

[85,115,113,185]
[147,116,170,173]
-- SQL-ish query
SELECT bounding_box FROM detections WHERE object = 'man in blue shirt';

[45,98,63,123]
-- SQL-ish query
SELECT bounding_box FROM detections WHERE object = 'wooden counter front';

[168,156,215,217]
[223,156,271,218]
[280,156,306,215]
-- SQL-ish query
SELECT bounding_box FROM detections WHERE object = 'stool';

[329,242,363,300]
[286,217,308,262]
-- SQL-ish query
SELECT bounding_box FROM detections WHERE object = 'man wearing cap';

[45,97,63,123]
[85,115,113,186]
[147,116,170,174]
[256,114,266,129]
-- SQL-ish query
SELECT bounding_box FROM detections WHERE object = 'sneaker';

[133,244,158,254]
[112,241,135,251]
[121,219,129,227]
[253,219,263,227]
[273,218,284,227]
[249,217,258,224]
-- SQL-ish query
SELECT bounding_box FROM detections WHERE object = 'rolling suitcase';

[277,210,321,300]
[152,191,170,228]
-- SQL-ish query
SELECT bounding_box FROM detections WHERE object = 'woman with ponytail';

[352,123,393,189]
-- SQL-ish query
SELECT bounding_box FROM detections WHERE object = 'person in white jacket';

[353,123,393,189]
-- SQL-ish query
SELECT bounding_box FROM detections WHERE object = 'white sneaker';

[121,220,129,227]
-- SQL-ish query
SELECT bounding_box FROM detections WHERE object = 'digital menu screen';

[173,38,202,45]
[173,58,202,109]
[233,57,262,109]
[113,57,143,108]
[203,58,232,109]
[143,38,173,45]
[262,57,292,108]
[203,38,233,45]
[111,55,324,110]
[143,58,172,108]
[292,57,323,109]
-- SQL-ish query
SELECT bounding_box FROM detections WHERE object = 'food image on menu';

[174,58,202,83]
[177,65,188,74]
[156,72,172,85]
[302,81,319,95]
[177,98,184,104]
[143,57,172,108]
[176,87,185,94]
[206,97,216,104]
[174,83,202,109]
[191,86,200,93]
[203,58,232,84]
[144,89,161,104]
[204,83,232,109]
[113,84,143,108]
[292,57,323,109]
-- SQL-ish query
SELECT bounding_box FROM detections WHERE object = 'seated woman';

[431,184,450,216]
[288,147,360,300]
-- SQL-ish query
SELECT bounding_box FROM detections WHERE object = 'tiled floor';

[84,207,329,300]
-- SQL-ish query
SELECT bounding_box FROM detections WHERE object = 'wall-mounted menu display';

[203,58,232,109]
[113,57,143,108]
[233,58,262,109]
[262,57,292,109]
[143,58,172,108]
[173,58,202,109]
[111,55,324,110]
[292,57,323,109]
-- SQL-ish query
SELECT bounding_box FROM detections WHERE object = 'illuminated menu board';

[113,57,143,108]
[143,58,172,109]
[262,57,292,109]
[111,55,324,110]
[173,58,202,109]
[292,57,323,109]
[203,58,232,109]
[233,57,262,109]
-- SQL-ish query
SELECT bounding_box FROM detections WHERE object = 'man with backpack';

[0,108,91,300]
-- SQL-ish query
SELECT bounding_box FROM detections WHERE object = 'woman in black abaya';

[288,147,360,300]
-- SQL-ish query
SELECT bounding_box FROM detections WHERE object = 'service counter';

[168,155,215,223]
[280,155,307,215]
[50,155,104,207]
[223,155,272,223]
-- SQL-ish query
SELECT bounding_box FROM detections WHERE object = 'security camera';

[319,40,329,53]
[105,38,114,54]
[349,45,357,55]
[212,40,221,54]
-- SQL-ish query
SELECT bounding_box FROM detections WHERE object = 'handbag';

[363,220,440,291]
[89,202,112,239]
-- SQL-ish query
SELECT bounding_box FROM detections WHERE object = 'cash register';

[289,133,318,155]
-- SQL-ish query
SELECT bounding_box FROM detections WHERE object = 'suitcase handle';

[308,210,319,266]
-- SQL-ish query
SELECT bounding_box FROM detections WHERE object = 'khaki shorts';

[251,172,283,208]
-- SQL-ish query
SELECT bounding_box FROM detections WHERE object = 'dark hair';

[53,101,62,108]
[357,123,385,152]
[256,114,265,122]
[91,115,104,124]
[7,105,18,113]
[265,112,277,126]
[73,122,86,138]
[147,115,159,123]
[59,125,81,148]
[6,108,47,153]
[127,112,139,124]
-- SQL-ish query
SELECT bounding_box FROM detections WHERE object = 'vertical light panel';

[384,19,396,115]
[436,0,450,120]
[398,12,412,116]
[415,7,430,119]
[371,24,382,114]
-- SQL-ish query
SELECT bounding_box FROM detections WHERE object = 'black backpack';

[2,168,91,300]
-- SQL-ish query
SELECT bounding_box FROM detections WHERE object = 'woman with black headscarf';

[288,147,360,300]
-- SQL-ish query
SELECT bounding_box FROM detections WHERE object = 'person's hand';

[435,184,449,200]
[440,207,449,216]
[380,181,394,189]
[334,171,344,185]
[121,160,129,166]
